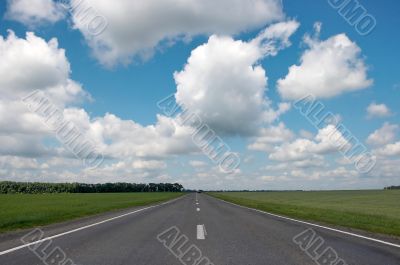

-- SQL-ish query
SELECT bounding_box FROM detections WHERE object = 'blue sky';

[0,0,399,190]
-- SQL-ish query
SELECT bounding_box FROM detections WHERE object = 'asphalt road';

[0,193,399,265]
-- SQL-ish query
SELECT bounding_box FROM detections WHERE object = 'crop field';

[0,192,183,233]
[209,190,400,236]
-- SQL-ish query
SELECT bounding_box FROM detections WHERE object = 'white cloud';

[79,159,168,183]
[0,99,51,136]
[189,160,208,168]
[174,21,299,136]
[367,123,398,146]
[375,142,400,157]
[99,114,198,158]
[250,20,301,56]
[366,103,392,118]
[266,157,325,171]
[0,134,53,157]
[0,156,43,170]
[69,0,284,66]
[258,164,359,187]
[269,138,320,162]
[260,175,289,182]
[278,24,372,100]
[132,160,167,170]
[299,129,314,139]
[175,35,265,136]
[367,158,400,179]
[269,125,350,162]
[303,167,359,180]
[263,102,291,123]
[0,31,89,159]
[291,159,325,169]
[248,122,294,152]
[62,109,199,160]
[0,31,87,105]
[5,0,66,27]
[313,125,351,154]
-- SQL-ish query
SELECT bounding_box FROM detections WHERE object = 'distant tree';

[384,185,400,190]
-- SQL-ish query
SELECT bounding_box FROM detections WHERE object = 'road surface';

[0,193,399,264]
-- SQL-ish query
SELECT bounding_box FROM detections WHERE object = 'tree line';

[0,181,184,194]
[384,186,400,190]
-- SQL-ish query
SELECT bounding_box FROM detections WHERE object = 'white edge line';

[216,197,400,249]
[0,195,185,256]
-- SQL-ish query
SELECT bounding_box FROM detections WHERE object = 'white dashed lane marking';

[197,224,206,240]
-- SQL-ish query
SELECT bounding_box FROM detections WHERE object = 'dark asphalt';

[0,193,399,265]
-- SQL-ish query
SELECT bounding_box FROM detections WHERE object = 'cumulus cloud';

[375,142,400,157]
[263,102,291,123]
[367,123,398,146]
[174,21,299,136]
[0,31,89,160]
[0,31,87,105]
[76,158,170,184]
[277,23,373,100]
[56,106,200,160]
[69,0,284,66]
[269,138,321,162]
[86,113,198,159]
[0,135,53,158]
[248,122,294,152]
[5,0,66,27]
[269,125,350,162]
[366,103,392,118]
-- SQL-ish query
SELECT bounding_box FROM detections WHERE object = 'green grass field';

[209,190,400,237]
[0,192,183,233]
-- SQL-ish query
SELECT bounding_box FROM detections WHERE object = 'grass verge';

[0,192,183,233]
[208,190,400,237]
